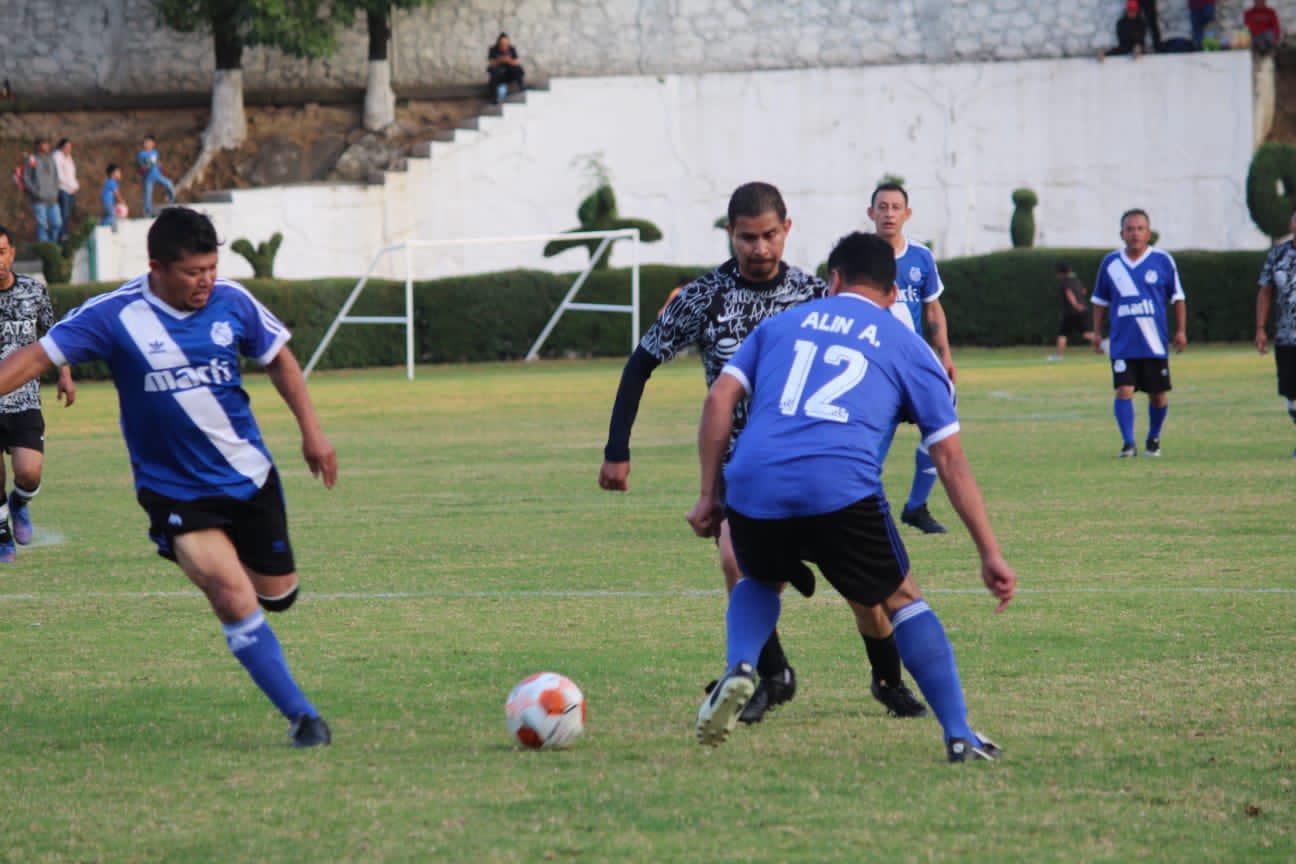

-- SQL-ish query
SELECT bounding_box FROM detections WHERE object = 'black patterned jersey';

[1260,240,1296,346]
[639,260,827,437]
[0,273,57,413]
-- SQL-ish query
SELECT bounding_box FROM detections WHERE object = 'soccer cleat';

[901,504,947,535]
[9,493,32,545]
[947,733,1002,763]
[290,714,332,748]
[1144,438,1161,457]
[870,678,929,718]
[0,521,14,563]
[1118,443,1137,458]
[696,662,756,747]
[738,665,797,724]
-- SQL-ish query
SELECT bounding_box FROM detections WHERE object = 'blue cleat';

[9,493,32,545]
[0,522,15,563]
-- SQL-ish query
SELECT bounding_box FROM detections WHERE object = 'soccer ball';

[114,202,129,219]
[505,672,586,750]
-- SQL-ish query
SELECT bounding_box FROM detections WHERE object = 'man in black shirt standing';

[1049,261,1093,361]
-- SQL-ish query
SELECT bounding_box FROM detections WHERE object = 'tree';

[154,0,337,191]
[326,1,440,132]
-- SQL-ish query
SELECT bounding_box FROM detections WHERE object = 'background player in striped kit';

[866,182,955,535]
[1091,209,1187,458]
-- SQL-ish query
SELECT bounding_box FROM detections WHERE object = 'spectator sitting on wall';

[1140,0,1163,50]
[1244,0,1281,53]
[1100,1,1149,60]
[487,33,525,104]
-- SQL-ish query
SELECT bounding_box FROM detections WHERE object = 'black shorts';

[1275,345,1296,399]
[1058,312,1090,340]
[726,496,909,607]
[1111,357,1171,394]
[0,409,45,453]
[137,468,296,575]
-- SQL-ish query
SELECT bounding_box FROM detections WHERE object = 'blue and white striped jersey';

[40,276,291,501]
[1091,248,1185,359]
[889,241,944,334]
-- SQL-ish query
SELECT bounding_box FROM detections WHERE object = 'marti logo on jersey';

[143,358,235,392]
[1115,299,1156,318]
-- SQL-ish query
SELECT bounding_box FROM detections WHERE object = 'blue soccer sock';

[904,447,939,513]
[1114,398,1136,446]
[1148,403,1168,440]
[223,610,318,722]
[726,578,781,671]
[891,599,976,743]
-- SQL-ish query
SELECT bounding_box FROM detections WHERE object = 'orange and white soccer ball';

[505,672,586,750]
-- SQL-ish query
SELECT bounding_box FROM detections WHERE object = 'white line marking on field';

[25,529,67,549]
[0,586,1294,603]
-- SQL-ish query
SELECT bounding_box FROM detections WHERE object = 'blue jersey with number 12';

[39,276,291,501]
[721,293,958,519]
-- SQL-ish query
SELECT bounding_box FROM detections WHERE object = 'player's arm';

[1256,283,1274,354]
[1171,299,1187,352]
[1090,305,1107,353]
[686,373,743,539]
[599,346,663,491]
[1067,284,1087,313]
[926,433,1016,611]
[0,343,55,398]
[923,299,956,382]
[36,291,76,406]
[265,345,337,489]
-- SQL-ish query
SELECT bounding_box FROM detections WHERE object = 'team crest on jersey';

[1113,359,1127,373]
[909,266,922,283]
[1144,271,1159,284]
[210,321,234,347]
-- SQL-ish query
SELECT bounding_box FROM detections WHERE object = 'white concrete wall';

[89,50,1268,284]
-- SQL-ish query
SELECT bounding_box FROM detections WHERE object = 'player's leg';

[1144,359,1171,456]
[0,445,12,562]
[900,444,946,534]
[9,411,47,545]
[697,510,795,747]
[1278,347,1296,455]
[719,519,796,724]
[1050,332,1066,361]
[1112,359,1137,456]
[850,601,928,718]
[876,579,999,762]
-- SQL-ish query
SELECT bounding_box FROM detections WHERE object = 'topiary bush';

[543,184,663,270]
[1010,188,1038,249]
[1246,142,1296,241]
[24,216,97,284]
[231,233,283,278]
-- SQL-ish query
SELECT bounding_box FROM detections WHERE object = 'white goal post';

[302,229,642,379]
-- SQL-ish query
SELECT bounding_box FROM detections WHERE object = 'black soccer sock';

[862,633,904,687]
[756,629,790,679]
[11,483,38,505]
[1287,400,1296,424]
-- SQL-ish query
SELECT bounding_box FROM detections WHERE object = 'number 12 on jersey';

[778,339,869,423]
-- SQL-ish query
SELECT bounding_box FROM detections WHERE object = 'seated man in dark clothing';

[488,33,525,102]
[1100,1,1149,59]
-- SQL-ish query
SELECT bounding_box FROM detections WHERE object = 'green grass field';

[1,345,1293,863]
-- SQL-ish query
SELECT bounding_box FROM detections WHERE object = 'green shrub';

[1246,142,1296,240]
[231,233,283,279]
[47,250,1266,379]
[1010,189,1038,249]
[23,217,97,284]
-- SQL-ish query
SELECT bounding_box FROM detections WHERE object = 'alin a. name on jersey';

[1092,248,1184,359]
[720,294,958,520]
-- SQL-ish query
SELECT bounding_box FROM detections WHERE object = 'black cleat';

[696,662,756,747]
[1119,443,1137,458]
[290,714,332,748]
[947,733,1002,763]
[1144,438,1161,457]
[901,504,947,535]
[871,678,929,718]
[738,665,797,724]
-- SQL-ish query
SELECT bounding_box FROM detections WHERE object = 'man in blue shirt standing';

[0,207,336,747]
[867,182,955,534]
[1091,209,1187,457]
[687,232,1016,761]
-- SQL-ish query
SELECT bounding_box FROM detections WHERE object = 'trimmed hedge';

[45,249,1269,378]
